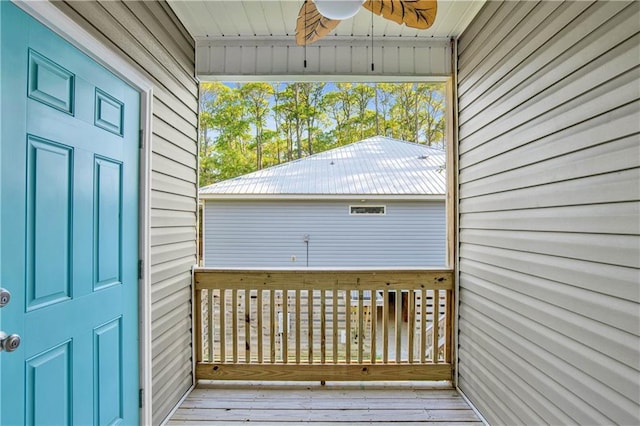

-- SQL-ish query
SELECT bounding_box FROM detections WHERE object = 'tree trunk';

[307,118,313,155]
[414,88,419,143]
[374,83,379,135]
[256,128,262,170]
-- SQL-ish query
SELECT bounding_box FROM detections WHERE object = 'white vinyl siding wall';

[53,2,198,424]
[204,200,445,268]
[457,1,640,425]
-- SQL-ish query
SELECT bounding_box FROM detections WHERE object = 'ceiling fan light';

[314,0,365,20]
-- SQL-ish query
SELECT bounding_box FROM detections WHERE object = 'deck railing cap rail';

[194,268,454,291]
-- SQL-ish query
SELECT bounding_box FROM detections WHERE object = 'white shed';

[200,136,446,268]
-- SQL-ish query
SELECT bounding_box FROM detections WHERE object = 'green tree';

[352,84,376,140]
[298,82,326,156]
[324,82,357,145]
[389,83,418,142]
[278,83,307,159]
[240,82,274,170]
[198,81,447,186]
[375,83,395,137]
[418,83,446,146]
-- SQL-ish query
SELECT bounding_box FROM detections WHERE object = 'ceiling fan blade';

[296,0,341,45]
[363,0,437,30]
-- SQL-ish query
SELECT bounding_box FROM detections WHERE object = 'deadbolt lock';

[0,331,21,352]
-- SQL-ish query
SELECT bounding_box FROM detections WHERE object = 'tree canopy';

[199,82,446,186]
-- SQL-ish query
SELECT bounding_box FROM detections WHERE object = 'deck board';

[168,381,483,425]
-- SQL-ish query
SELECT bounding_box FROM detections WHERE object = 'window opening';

[349,205,386,215]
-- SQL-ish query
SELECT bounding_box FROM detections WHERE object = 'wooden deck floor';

[167,381,483,425]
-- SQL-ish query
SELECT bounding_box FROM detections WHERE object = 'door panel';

[95,157,123,290]
[26,136,73,311]
[94,317,124,425]
[26,341,72,426]
[1,3,140,425]
[27,49,75,115]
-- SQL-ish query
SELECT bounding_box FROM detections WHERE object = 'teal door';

[1,3,140,425]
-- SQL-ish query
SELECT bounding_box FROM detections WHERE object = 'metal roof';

[199,136,446,200]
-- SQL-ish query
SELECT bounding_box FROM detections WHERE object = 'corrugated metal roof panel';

[200,136,446,197]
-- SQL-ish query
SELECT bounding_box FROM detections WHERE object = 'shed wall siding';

[204,200,446,268]
[457,1,640,425]
[53,2,198,424]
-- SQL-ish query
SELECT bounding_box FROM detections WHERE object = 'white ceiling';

[168,0,485,43]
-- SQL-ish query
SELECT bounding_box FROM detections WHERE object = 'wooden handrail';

[194,268,454,291]
[194,268,454,382]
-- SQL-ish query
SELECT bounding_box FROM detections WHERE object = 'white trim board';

[12,1,155,424]
[199,194,446,201]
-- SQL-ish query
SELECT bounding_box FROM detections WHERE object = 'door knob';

[0,331,20,352]
[0,288,10,307]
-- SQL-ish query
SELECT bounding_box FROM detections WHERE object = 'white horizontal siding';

[457,1,640,425]
[53,2,198,424]
[196,38,452,80]
[204,200,445,268]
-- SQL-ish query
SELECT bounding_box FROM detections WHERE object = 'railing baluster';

[232,289,238,363]
[308,289,313,364]
[420,288,427,364]
[345,290,351,364]
[245,288,251,362]
[321,290,326,364]
[270,289,275,363]
[220,289,226,363]
[295,289,301,364]
[282,290,288,363]
[445,289,453,364]
[371,289,377,364]
[432,289,440,364]
[257,289,263,363]
[195,289,203,363]
[207,289,213,363]
[332,288,338,364]
[382,289,388,364]
[407,290,414,364]
[395,290,402,364]
[369,289,378,364]
[357,289,364,364]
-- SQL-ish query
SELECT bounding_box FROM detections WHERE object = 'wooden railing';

[194,268,454,382]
